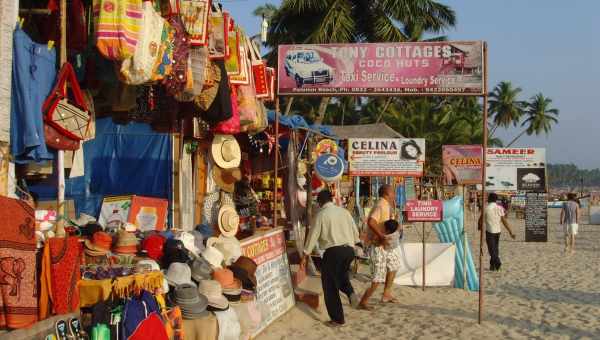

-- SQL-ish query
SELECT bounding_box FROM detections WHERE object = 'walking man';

[479,193,515,271]
[561,193,580,254]
[300,190,360,327]
[358,184,401,310]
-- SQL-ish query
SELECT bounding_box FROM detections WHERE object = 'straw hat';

[84,232,112,256]
[201,245,224,269]
[217,205,239,238]
[113,230,139,254]
[165,262,194,287]
[213,167,242,193]
[207,236,241,266]
[211,135,241,169]
[198,279,229,310]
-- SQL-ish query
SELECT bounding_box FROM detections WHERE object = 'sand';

[258,208,600,339]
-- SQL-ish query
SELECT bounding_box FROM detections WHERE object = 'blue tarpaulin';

[267,111,335,137]
[30,117,172,220]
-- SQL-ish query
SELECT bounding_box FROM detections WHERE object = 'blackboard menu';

[525,192,548,242]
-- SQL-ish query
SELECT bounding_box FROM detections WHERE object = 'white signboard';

[486,148,546,192]
[241,228,295,336]
[348,138,425,177]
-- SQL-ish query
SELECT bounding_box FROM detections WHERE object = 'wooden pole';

[478,42,489,324]
[55,0,67,237]
[273,98,280,228]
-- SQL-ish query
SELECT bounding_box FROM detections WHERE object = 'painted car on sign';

[284,49,333,87]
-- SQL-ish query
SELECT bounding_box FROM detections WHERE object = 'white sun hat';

[211,134,241,169]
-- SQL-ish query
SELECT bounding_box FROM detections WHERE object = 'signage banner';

[405,200,444,222]
[241,229,295,337]
[278,41,484,96]
[525,192,548,242]
[442,145,482,185]
[486,148,546,192]
[348,138,425,177]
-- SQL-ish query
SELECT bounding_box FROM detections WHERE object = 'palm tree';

[488,81,525,138]
[263,0,457,123]
[506,93,559,147]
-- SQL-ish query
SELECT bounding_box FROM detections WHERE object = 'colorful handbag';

[151,20,175,81]
[120,1,165,85]
[194,60,221,111]
[179,0,211,46]
[44,124,80,150]
[248,38,268,98]
[229,32,250,85]
[200,60,233,124]
[225,20,241,76]
[208,4,227,60]
[265,67,276,102]
[162,16,191,97]
[42,63,90,147]
[93,0,143,60]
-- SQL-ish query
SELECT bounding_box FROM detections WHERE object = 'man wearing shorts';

[561,193,580,254]
[359,184,401,310]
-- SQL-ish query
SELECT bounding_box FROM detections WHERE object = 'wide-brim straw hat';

[213,166,242,193]
[217,205,239,238]
[113,230,139,254]
[211,134,241,169]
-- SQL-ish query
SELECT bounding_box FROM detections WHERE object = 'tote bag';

[224,20,241,76]
[93,0,143,60]
[212,85,240,134]
[228,32,250,85]
[248,38,268,98]
[208,5,227,60]
[180,0,211,46]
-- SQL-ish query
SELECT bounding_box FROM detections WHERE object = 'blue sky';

[227,0,600,168]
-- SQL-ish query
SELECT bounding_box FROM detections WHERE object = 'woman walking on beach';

[560,193,580,254]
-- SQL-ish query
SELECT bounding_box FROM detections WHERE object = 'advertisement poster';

[241,229,295,337]
[525,193,548,242]
[348,138,425,177]
[98,195,133,229]
[442,145,483,185]
[485,148,546,192]
[405,200,444,222]
[127,196,168,231]
[278,41,484,96]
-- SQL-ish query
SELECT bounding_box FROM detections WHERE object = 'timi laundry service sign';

[405,200,444,222]
[486,148,546,192]
[348,138,425,177]
[278,41,483,96]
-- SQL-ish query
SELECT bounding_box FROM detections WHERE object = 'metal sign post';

[478,42,489,324]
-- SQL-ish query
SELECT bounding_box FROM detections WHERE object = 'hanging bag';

[229,31,250,85]
[93,0,143,60]
[248,38,269,98]
[190,45,210,95]
[224,20,241,76]
[211,85,240,134]
[207,5,227,60]
[42,63,91,150]
[265,67,276,102]
[120,1,165,85]
[179,0,211,46]
[162,16,192,97]
[236,36,258,132]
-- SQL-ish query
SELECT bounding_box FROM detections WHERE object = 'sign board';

[278,41,484,96]
[442,145,482,185]
[525,192,548,242]
[348,138,425,177]
[314,153,344,182]
[98,195,133,229]
[128,196,168,231]
[486,148,546,192]
[405,200,444,222]
[240,229,295,336]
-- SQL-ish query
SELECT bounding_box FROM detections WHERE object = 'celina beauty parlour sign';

[405,200,444,222]
[348,138,425,177]
[278,41,483,95]
[486,148,546,192]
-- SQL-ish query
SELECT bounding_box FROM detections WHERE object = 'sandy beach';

[258,208,600,339]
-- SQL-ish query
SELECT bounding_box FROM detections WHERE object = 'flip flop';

[325,320,346,328]
[381,296,399,303]
[69,317,83,339]
[55,320,68,340]
[357,304,374,311]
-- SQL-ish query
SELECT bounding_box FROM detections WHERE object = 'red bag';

[249,39,268,98]
[265,67,276,102]
[42,63,90,144]
[212,85,240,134]
[44,124,80,151]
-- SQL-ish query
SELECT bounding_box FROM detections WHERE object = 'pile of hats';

[84,230,140,257]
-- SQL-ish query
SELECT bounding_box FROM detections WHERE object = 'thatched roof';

[329,123,404,139]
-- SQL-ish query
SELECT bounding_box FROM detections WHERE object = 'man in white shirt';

[300,190,360,327]
[479,193,515,271]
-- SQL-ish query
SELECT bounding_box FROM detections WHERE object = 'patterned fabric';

[163,306,185,340]
[0,197,38,329]
[162,16,191,97]
[48,237,81,314]
[180,0,210,46]
[152,20,175,81]
[93,0,143,60]
[369,246,402,283]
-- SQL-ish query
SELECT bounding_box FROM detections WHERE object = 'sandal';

[325,320,346,328]
[69,317,83,339]
[55,320,68,340]
[381,296,399,303]
[357,304,374,311]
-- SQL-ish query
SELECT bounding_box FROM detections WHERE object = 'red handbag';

[44,124,80,151]
[249,39,268,98]
[42,62,90,146]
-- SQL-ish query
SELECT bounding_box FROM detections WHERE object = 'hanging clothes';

[10,27,56,163]
[0,196,38,329]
